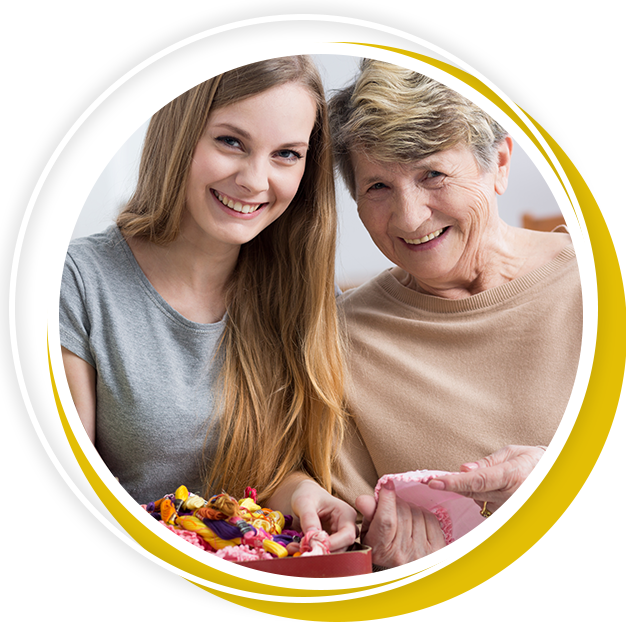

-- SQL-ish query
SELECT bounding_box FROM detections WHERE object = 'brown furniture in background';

[522,213,566,232]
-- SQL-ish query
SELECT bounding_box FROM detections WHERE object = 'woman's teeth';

[403,228,445,245]
[214,190,262,214]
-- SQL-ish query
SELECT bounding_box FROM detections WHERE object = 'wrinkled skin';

[427,445,546,511]
[355,481,446,568]
[353,445,545,567]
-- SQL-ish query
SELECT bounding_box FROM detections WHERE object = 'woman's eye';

[421,170,446,187]
[217,136,242,149]
[426,170,444,180]
[275,149,303,161]
[369,182,387,191]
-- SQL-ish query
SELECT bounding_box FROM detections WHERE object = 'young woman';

[60,56,356,550]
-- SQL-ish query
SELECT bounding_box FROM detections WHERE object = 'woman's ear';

[494,136,513,195]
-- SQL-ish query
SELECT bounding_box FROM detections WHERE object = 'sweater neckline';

[376,245,577,314]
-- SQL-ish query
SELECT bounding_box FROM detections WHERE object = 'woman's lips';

[212,189,266,214]
[403,227,446,244]
[400,226,450,252]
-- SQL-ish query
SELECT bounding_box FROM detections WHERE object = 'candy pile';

[142,485,331,562]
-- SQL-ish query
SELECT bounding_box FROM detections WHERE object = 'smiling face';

[353,141,512,294]
[182,82,318,252]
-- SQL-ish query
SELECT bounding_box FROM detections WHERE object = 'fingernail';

[382,480,395,491]
[428,480,445,490]
[462,462,479,471]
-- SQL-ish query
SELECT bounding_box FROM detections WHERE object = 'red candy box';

[142,485,372,577]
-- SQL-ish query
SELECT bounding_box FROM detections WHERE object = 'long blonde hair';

[117,57,345,502]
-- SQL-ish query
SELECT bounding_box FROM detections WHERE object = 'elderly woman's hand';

[427,445,546,512]
[355,481,446,568]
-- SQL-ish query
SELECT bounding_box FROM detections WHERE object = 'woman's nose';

[235,157,270,195]
[392,190,432,232]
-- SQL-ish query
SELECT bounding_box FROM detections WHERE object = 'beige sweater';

[334,246,582,506]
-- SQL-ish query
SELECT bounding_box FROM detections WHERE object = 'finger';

[431,483,510,508]
[366,481,399,543]
[355,494,376,536]
[459,455,499,472]
[459,461,480,472]
[327,504,358,552]
[355,494,377,522]
[355,482,398,544]
[420,508,447,549]
[296,506,323,535]
[428,475,481,497]
[459,446,520,472]
[327,521,358,552]
[428,464,509,495]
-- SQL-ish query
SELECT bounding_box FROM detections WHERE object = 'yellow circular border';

[48,43,626,620]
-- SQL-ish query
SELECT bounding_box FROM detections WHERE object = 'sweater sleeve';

[333,415,380,506]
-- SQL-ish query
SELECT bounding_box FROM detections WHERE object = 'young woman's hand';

[266,474,357,552]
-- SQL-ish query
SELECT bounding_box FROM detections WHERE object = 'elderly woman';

[329,60,582,567]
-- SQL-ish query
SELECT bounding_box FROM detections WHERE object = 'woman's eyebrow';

[279,141,310,149]
[212,122,251,139]
[359,174,386,187]
[211,123,309,149]
[357,159,443,187]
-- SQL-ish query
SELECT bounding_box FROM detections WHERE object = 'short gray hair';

[329,59,508,198]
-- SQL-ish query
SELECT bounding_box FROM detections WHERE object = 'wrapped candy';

[143,486,331,562]
[300,529,331,556]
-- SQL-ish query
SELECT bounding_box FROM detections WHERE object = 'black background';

[12,13,623,621]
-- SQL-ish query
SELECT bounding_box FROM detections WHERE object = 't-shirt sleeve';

[59,252,96,368]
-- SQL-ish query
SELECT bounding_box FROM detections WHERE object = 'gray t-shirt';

[59,225,225,503]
